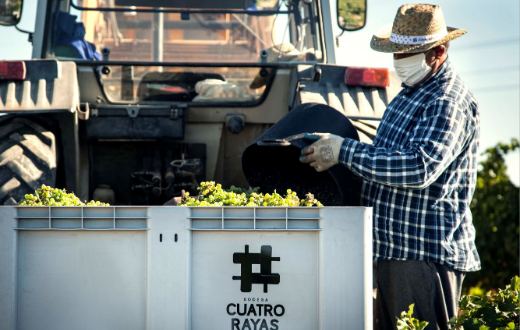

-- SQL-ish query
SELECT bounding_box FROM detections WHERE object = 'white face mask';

[393,53,432,87]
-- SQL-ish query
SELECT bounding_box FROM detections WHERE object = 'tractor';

[0,0,398,205]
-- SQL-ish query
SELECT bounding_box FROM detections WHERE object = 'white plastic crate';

[0,206,372,330]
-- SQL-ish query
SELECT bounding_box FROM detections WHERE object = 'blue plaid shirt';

[339,61,481,272]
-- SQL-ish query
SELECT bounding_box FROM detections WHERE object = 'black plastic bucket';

[242,103,362,206]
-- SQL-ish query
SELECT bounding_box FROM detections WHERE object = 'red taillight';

[344,67,389,88]
[158,86,189,94]
[0,61,26,80]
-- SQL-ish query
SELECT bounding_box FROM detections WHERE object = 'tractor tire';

[0,118,57,205]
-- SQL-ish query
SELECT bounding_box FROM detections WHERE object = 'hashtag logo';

[232,245,280,293]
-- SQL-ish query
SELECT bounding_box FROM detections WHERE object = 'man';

[300,4,480,329]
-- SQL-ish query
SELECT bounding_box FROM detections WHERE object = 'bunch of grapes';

[300,192,323,207]
[179,181,323,207]
[19,185,110,207]
[180,181,247,206]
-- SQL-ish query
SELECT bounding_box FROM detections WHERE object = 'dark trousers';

[374,260,465,330]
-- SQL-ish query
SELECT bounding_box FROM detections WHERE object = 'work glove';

[299,133,344,172]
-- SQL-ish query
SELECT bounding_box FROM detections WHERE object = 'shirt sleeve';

[338,98,474,189]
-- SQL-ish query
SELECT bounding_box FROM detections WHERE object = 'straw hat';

[370,4,466,54]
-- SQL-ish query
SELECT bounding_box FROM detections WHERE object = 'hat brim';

[370,26,466,53]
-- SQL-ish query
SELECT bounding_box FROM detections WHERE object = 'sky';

[1,0,519,184]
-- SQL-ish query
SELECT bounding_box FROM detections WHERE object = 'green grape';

[19,185,109,207]
[299,192,323,207]
[178,181,323,207]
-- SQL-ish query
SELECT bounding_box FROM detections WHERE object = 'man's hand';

[299,133,344,172]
